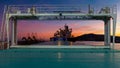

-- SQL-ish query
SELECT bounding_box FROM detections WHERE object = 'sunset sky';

[17,20,104,40]
[0,0,120,40]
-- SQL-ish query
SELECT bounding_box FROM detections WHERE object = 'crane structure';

[0,5,117,49]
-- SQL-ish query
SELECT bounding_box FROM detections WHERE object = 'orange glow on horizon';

[17,20,110,40]
[18,30,104,41]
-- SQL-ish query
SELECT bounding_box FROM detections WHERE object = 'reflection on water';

[57,52,62,59]
[57,52,62,62]
[58,41,61,46]
[0,48,119,68]
[57,41,73,46]
[37,41,104,46]
[36,41,120,50]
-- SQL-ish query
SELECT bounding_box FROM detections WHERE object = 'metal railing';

[6,5,117,14]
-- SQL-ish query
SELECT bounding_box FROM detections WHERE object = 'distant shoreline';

[69,33,120,43]
[17,33,120,45]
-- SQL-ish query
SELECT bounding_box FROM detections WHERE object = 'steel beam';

[12,18,17,46]
[104,19,111,46]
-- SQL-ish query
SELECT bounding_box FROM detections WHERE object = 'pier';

[0,5,117,49]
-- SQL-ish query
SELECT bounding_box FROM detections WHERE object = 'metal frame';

[10,45,110,49]
[0,5,117,49]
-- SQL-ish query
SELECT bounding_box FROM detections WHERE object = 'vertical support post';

[104,19,111,46]
[112,19,116,49]
[6,14,10,49]
[14,18,17,45]
[12,17,17,46]
[12,19,14,46]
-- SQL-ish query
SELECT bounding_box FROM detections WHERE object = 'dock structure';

[0,5,117,49]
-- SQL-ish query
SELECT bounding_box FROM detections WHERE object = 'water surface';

[0,48,120,68]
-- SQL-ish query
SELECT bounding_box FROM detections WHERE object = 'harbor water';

[0,41,120,68]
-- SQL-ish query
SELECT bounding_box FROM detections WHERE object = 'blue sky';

[0,0,119,5]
